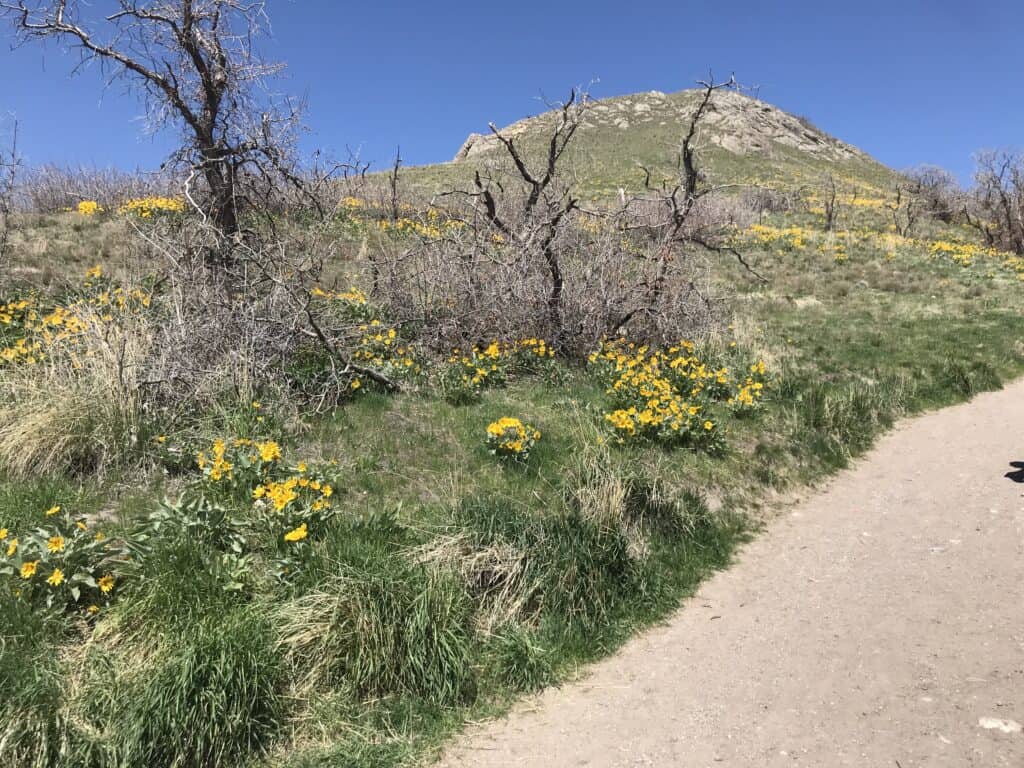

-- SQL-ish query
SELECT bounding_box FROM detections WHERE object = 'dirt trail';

[440,380,1024,767]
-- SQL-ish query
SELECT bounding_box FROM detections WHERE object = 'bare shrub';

[16,164,178,213]
[0,118,17,277]
[905,165,961,224]
[969,150,1024,254]
[373,78,757,355]
[821,172,839,231]
[887,182,922,237]
[741,185,802,220]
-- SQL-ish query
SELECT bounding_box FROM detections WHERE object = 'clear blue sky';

[1,0,1021,182]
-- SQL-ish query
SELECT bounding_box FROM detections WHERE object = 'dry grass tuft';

[0,309,148,476]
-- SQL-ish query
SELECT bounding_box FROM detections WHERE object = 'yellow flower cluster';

[0,298,34,327]
[254,474,333,515]
[117,196,185,217]
[747,224,808,251]
[375,214,466,240]
[175,435,337,560]
[196,438,234,481]
[336,195,466,239]
[196,437,288,481]
[590,339,769,446]
[728,360,768,412]
[310,286,368,304]
[441,338,551,402]
[1,503,115,616]
[823,240,848,262]
[352,319,421,380]
[76,200,103,216]
[846,195,887,208]
[926,239,1017,274]
[590,339,718,444]
[0,336,42,364]
[1,269,153,367]
[485,416,541,460]
[1003,254,1024,280]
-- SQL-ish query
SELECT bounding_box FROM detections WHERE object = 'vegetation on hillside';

[2,4,1024,768]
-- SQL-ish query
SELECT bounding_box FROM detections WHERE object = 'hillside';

[404,88,899,198]
[5,84,1024,768]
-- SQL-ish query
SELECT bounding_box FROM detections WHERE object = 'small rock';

[978,717,1022,734]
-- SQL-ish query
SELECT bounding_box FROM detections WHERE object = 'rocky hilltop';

[457,89,867,164]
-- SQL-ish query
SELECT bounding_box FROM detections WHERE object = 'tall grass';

[74,608,284,768]
[0,310,148,477]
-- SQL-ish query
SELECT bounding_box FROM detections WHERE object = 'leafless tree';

[0,0,307,255]
[821,172,839,231]
[887,183,922,237]
[467,89,588,344]
[0,119,19,277]
[969,151,1024,254]
[905,165,960,224]
[616,75,762,335]
[372,77,758,353]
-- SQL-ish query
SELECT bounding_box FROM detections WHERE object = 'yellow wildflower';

[257,440,282,463]
[284,522,308,542]
[47,568,65,587]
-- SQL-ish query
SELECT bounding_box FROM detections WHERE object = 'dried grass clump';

[414,532,532,634]
[0,309,148,476]
[276,566,474,706]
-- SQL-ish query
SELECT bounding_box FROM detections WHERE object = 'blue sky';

[1,0,1021,182]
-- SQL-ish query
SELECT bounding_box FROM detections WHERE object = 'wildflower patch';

[486,417,541,461]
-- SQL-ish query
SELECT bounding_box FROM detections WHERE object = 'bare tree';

[363,78,757,355]
[0,119,19,278]
[821,172,839,231]
[970,151,1024,254]
[616,75,761,335]
[0,0,306,254]
[905,165,960,224]
[462,89,589,345]
[887,183,921,237]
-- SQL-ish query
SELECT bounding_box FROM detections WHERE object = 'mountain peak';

[448,87,889,195]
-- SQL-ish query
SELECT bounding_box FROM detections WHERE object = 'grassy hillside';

[2,91,1023,768]
[400,88,899,199]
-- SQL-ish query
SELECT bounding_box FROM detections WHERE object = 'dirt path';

[440,380,1024,767]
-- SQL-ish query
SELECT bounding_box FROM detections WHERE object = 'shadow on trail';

[1004,461,1024,483]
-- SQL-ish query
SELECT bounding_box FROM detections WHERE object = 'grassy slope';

[399,88,898,199]
[3,95,1024,768]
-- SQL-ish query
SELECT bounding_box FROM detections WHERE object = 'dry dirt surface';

[439,379,1024,767]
